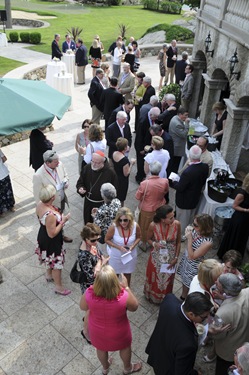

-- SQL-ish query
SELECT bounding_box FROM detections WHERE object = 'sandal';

[55,289,71,296]
[203,354,217,363]
[102,357,113,375]
[123,362,142,374]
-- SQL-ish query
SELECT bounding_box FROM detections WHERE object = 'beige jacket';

[118,72,135,101]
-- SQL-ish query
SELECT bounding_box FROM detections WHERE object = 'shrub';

[66,27,83,42]
[20,32,30,43]
[9,32,18,43]
[30,32,41,44]
[141,23,194,42]
[159,83,181,106]
[142,0,158,10]
[160,0,181,14]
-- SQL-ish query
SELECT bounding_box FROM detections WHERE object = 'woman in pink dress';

[144,205,181,304]
[80,265,142,374]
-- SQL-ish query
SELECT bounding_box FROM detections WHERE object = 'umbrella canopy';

[0,78,71,135]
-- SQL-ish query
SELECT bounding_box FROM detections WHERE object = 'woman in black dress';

[211,102,227,150]
[217,173,249,259]
[112,137,136,206]
[89,38,102,77]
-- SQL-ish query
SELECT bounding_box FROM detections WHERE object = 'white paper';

[121,251,133,265]
[160,264,176,273]
[168,172,180,182]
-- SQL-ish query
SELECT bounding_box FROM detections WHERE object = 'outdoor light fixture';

[229,49,241,80]
[205,32,214,57]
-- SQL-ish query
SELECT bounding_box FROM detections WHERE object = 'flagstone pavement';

[0,46,234,375]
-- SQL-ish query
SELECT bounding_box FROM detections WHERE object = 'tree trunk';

[5,0,12,29]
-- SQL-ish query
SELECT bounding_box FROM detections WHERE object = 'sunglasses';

[83,125,90,129]
[193,222,199,227]
[48,151,56,158]
[88,237,99,243]
[119,218,128,223]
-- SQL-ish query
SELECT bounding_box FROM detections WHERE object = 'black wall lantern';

[229,49,241,80]
[205,32,214,57]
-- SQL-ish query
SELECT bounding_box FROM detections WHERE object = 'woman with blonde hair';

[144,135,170,178]
[217,172,249,259]
[100,62,110,88]
[80,265,142,374]
[211,101,227,150]
[112,41,123,78]
[89,39,102,77]
[177,213,213,299]
[35,184,71,295]
[105,207,141,286]
[83,124,106,165]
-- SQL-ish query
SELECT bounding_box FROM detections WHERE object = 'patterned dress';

[0,150,15,214]
[177,230,213,288]
[78,246,102,294]
[93,198,121,243]
[144,221,178,304]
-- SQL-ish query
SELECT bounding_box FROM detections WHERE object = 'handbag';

[70,260,86,284]
[134,180,149,222]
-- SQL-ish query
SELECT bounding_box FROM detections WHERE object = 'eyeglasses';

[119,218,128,223]
[83,125,89,129]
[88,237,99,243]
[193,222,199,227]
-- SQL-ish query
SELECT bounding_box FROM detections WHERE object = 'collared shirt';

[120,72,129,85]
[116,122,125,137]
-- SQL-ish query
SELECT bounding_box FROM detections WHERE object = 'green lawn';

[3,4,183,55]
[0,56,26,76]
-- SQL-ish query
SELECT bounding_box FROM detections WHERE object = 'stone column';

[199,73,228,131]
[221,99,249,172]
[188,59,206,118]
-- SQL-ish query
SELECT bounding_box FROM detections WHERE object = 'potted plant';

[159,83,181,106]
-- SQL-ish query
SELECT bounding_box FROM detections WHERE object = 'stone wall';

[12,19,44,28]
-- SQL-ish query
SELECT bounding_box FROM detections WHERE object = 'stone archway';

[211,69,230,102]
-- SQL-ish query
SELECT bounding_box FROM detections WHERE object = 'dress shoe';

[63,235,73,243]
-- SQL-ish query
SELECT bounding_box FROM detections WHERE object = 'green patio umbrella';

[0,78,71,135]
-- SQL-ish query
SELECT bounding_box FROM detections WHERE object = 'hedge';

[141,23,194,42]
[9,32,18,43]
[30,32,41,44]
[20,32,30,43]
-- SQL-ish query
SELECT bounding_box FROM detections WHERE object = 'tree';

[5,0,12,29]
[184,0,200,9]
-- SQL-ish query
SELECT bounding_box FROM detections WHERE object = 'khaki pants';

[77,65,86,84]
[165,65,175,85]
[91,105,102,124]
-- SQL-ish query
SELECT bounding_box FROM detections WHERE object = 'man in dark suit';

[106,111,132,160]
[165,39,178,85]
[135,107,160,183]
[181,64,195,112]
[108,100,134,126]
[158,93,178,132]
[139,76,155,107]
[62,34,76,53]
[146,292,212,375]
[170,145,209,237]
[139,95,159,124]
[100,77,124,131]
[88,68,105,124]
[175,51,188,84]
[29,128,53,171]
[75,38,88,84]
[51,34,63,60]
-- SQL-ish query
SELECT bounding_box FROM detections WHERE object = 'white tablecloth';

[61,53,77,83]
[0,33,8,47]
[46,61,67,87]
[52,73,73,110]
[197,151,235,217]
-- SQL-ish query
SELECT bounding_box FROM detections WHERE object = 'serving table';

[46,61,67,87]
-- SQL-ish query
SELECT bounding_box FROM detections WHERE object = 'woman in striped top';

[177,214,213,300]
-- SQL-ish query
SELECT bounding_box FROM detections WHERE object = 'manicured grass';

[4,4,183,55]
[0,57,26,76]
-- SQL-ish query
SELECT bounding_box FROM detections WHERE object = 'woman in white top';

[144,136,170,178]
[112,41,123,78]
[83,124,107,165]
[0,148,15,215]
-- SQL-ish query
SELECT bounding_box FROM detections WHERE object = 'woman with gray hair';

[92,183,121,245]
[135,161,169,251]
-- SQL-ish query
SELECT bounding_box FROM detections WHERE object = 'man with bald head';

[76,151,118,223]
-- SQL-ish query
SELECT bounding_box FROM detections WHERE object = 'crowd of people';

[1,33,249,375]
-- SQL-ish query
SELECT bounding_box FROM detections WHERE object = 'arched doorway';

[211,69,230,102]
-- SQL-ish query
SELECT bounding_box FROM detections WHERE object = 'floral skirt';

[35,245,66,270]
[0,175,15,214]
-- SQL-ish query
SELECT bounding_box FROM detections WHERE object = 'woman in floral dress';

[144,205,181,304]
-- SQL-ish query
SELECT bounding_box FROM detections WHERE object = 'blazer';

[158,103,178,132]
[62,40,76,53]
[88,76,104,111]
[146,294,198,375]
[100,87,124,121]
[175,59,187,84]
[75,45,88,66]
[106,122,132,158]
[108,105,131,126]
[172,162,209,209]
[51,40,63,59]
[118,72,135,101]
[29,129,53,171]
[181,74,194,101]
[33,162,69,209]
[140,85,156,107]
[169,115,189,157]
[166,45,178,68]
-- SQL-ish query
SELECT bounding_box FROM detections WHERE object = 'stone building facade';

[189,0,249,172]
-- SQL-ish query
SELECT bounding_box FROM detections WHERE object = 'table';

[197,150,235,217]
[46,61,67,87]
[61,53,77,83]
[52,73,74,110]
[0,33,8,47]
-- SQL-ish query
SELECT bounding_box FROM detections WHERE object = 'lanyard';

[121,226,130,246]
[44,164,58,183]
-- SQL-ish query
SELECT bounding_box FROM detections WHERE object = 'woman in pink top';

[80,265,142,375]
[135,161,168,251]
